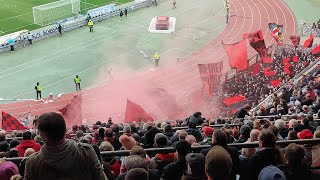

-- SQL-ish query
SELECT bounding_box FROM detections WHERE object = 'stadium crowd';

[311,19,320,33]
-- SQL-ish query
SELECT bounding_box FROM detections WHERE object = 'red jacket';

[16,140,41,157]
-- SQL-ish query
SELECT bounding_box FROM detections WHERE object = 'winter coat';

[16,140,41,157]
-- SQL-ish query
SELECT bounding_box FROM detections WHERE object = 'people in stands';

[246,129,285,180]
[205,145,233,180]
[24,112,107,179]
[201,129,239,180]
[150,133,176,174]
[125,168,149,180]
[200,126,213,145]
[162,140,191,180]
[188,112,204,125]
[258,165,286,180]
[0,159,19,180]
[104,128,122,151]
[16,131,41,157]
[0,132,9,152]
[186,122,202,142]
[181,153,206,180]
[235,105,251,119]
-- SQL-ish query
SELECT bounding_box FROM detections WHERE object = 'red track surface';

[0,0,297,126]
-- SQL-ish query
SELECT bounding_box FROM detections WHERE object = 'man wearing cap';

[181,153,206,180]
[162,140,191,180]
[200,126,213,145]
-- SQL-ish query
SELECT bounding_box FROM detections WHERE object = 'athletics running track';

[0,0,297,126]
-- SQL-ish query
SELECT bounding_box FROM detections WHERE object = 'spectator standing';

[88,20,94,32]
[16,131,41,157]
[27,32,33,44]
[74,75,81,91]
[124,9,128,18]
[188,112,203,125]
[35,82,41,100]
[24,112,107,180]
[120,10,123,20]
[58,24,62,36]
[162,140,191,180]
[8,38,14,52]
[0,132,9,152]
[186,122,202,142]
[172,0,176,9]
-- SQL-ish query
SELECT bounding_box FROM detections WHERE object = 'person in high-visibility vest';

[154,52,160,67]
[88,20,94,32]
[74,75,81,91]
[35,82,41,100]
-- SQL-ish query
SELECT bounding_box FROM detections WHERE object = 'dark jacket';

[188,113,203,126]
[235,108,249,119]
[278,128,289,139]
[116,169,160,180]
[181,173,207,180]
[162,157,187,180]
[278,164,320,180]
[201,145,239,180]
[247,148,283,180]
[187,128,202,142]
[0,140,9,152]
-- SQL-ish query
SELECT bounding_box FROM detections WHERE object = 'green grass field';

[0,0,132,36]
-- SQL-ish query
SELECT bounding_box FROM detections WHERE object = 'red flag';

[283,57,290,64]
[243,30,269,62]
[1,111,26,131]
[284,63,292,75]
[147,88,188,120]
[263,67,276,77]
[223,95,246,106]
[198,61,223,96]
[303,34,314,48]
[269,23,284,45]
[249,63,260,76]
[58,95,82,127]
[292,55,298,63]
[124,99,154,123]
[290,35,300,47]
[222,39,248,71]
[312,45,320,57]
[270,79,281,87]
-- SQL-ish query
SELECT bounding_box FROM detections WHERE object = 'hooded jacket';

[16,140,41,157]
[24,139,107,180]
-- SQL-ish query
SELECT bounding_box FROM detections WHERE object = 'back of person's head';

[293,123,304,132]
[91,144,102,162]
[125,168,149,180]
[250,129,260,142]
[24,148,35,157]
[72,124,78,131]
[314,130,320,138]
[123,126,132,134]
[76,130,84,139]
[268,126,279,138]
[126,155,148,171]
[104,128,113,138]
[154,133,168,148]
[259,129,276,148]
[306,114,313,121]
[174,140,191,157]
[10,139,20,149]
[112,124,120,133]
[0,132,5,141]
[205,145,232,180]
[164,124,172,133]
[22,131,32,140]
[258,165,286,180]
[178,130,188,140]
[285,143,305,166]
[185,135,196,145]
[274,119,286,129]
[37,112,66,144]
[99,141,114,151]
[212,129,227,147]
[287,131,298,140]
[130,146,146,157]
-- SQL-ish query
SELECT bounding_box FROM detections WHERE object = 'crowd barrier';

[5,138,320,165]
[302,26,320,37]
[0,0,154,53]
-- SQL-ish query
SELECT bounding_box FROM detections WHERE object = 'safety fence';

[5,138,320,165]
[0,0,154,53]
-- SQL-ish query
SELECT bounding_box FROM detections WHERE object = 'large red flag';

[283,57,290,64]
[124,99,154,123]
[2,111,26,131]
[284,63,292,75]
[58,95,82,127]
[147,88,187,120]
[303,34,314,48]
[243,30,270,63]
[222,39,248,71]
[312,45,320,57]
[270,79,281,87]
[198,61,223,96]
[223,95,246,106]
[290,35,300,47]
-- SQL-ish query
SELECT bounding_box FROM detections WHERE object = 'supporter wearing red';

[278,143,320,180]
[16,131,41,157]
[181,153,206,180]
[205,145,233,180]
[162,140,191,180]
[200,129,239,180]
[99,141,121,177]
[24,112,107,180]
[200,126,213,145]
[246,129,285,180]
[150,133,176,174]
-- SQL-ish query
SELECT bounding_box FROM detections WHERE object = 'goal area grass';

[0,0,132,36]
